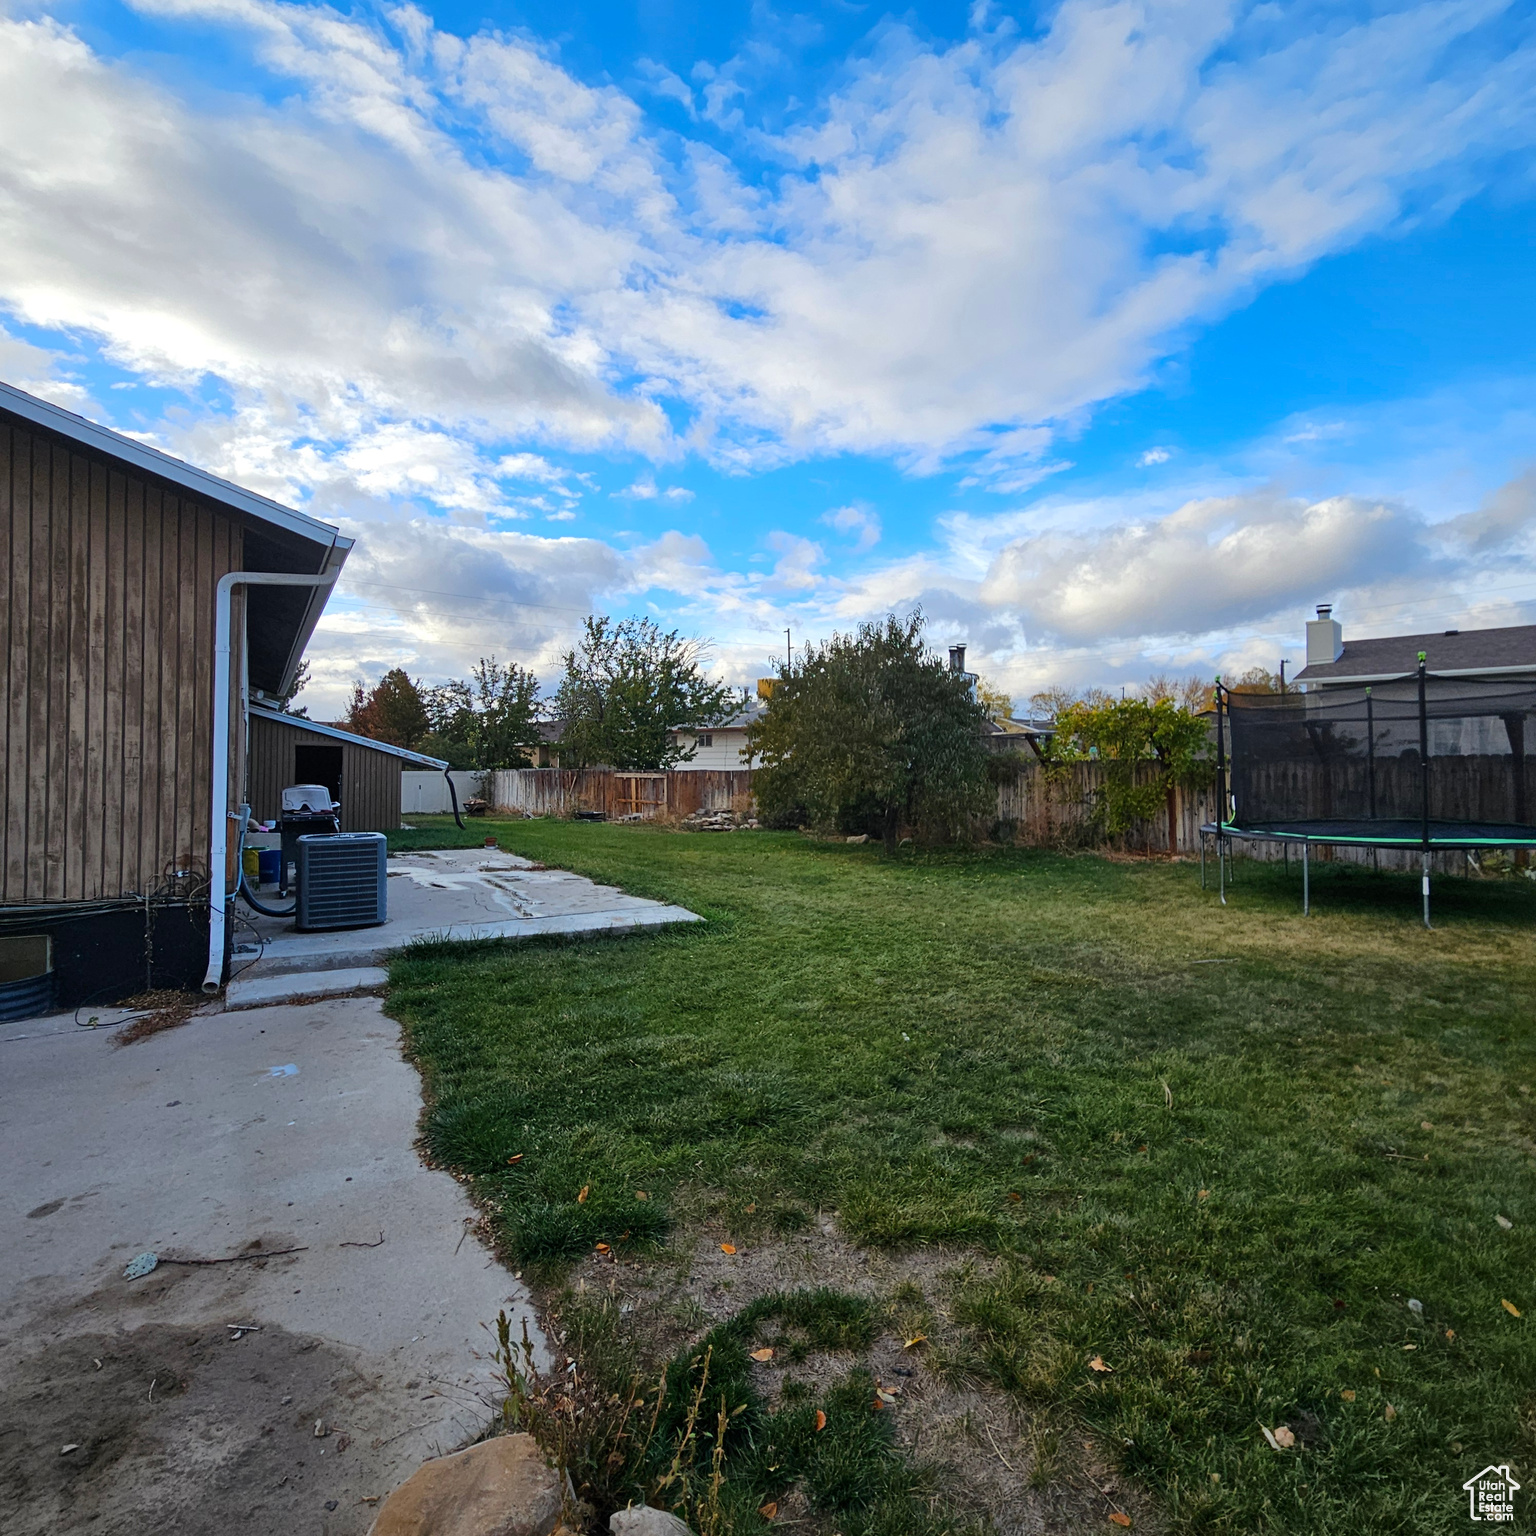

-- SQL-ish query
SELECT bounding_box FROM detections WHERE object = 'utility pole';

[1279,659,1287,694]
[785,628,792,673]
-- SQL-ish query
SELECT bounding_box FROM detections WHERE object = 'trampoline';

[1203,656,1536,925]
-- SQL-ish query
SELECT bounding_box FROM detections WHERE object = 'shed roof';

[249,704,448,769]
[0,380,351,695]
[1294,623,1536,685]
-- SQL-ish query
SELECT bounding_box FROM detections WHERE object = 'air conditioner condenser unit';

[294,832,387,932]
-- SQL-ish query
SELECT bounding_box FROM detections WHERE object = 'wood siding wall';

[1,417,244,904]
[246,714,403,833]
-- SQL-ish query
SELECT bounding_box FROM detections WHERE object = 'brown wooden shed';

[0,380,351,1004]
[246,707,447,832]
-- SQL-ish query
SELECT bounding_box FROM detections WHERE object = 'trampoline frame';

[1206,656,1536,927]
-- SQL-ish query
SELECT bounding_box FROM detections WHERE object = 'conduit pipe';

[204,569,340,992]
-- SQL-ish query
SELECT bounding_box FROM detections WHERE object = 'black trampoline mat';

[1218,819,1536,848]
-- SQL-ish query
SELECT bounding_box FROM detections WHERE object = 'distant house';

[0,380,350,1005]
[980,714,1050,757]
[671,701,764,769]
[1295,604,1536,689]
[533,719,564,768]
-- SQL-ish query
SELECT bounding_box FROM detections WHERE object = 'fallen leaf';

[746,1203,757,1214]
[1502,1298,1522,1317]
[577,1186,589,1204]
[1445,1329,1456,1340]
[1272,1426,1296,1448]
[506,1154,523,1165]
[1421,1121,1433,1131]
[815,1410,827,1432]
[903,1333,928,1350]
[876,1388,899,1404]
[1402,1344,1416,1351]
[1109,1514,1133,1528]
[1340,1390,1356,1401]
[595,1243,610,1253]
[1041,1274,1057,1283]
[60,1445,79,1456]
[721,1242,737,1255]
[1259,1425,1282,1451]
[750,1347,775,1362]
[871,1396,885,1411]
[1007,1191,1022,1203]
[1496,1214,1513,1230]
[759,1503,778,1520]
[1088,1356,1113,1373]
[635,1191,649,1200]
[1384,1404,1397,1423]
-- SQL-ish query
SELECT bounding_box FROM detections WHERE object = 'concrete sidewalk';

[228,846,700,1008]
[0,996,544,1536]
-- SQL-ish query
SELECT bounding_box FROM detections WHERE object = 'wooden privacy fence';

[488,768,755,820]
[486,760,1491,871]
[991,762,1216,855]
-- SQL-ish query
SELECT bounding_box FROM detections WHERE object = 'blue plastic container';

[257,848,282,886]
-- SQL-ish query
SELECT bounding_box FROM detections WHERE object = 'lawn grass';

[388,818,1536,1533]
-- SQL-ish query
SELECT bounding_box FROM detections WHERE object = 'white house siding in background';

[401,770,482,814]
[673,727,755,769]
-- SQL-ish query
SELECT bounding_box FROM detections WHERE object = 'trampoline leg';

[1422,852,1432,930]
[1302,841,1310,917]
[1219,837,1227,906]
[1200,833,1206,890]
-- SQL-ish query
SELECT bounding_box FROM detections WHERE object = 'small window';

[696,732,713,747]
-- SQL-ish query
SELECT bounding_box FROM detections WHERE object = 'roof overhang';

[248,705,449,769]
[1299,662,1536,688]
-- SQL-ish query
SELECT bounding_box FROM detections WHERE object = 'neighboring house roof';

[0,381,351,697]
[672,703,764,732]
[535,720,565,744]
[1295,623,1536,685]
[249,704,449,769]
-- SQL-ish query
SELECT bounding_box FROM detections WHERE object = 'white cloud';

[820,503,882,552]
[0,0,1530,493]
[1138,446,1172,467]
[613,475,695,501]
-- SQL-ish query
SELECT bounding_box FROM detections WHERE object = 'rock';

[845,833,869,844]
[610,1508,695,1536]
[368,1433,565,1536]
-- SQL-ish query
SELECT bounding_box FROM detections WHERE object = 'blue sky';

[3,0,1535,714]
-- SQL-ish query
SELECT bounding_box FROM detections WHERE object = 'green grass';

[389,817,1536,1533]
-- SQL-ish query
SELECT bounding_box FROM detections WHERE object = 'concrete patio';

[228,846,701,1008]
[0,994,548,1536]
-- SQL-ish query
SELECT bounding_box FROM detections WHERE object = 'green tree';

[746,612,990,852]
[1045,694,1212,846]
[343,667,430,748]
[553,616,737,770]
[422,657,542,770]
[975,674,1014,721]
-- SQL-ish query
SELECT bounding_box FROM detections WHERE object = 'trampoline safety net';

[1221,669,1536,847]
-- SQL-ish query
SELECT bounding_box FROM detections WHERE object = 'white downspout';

[204,568,340,993]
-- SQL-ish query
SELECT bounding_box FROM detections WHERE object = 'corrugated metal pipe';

[204,568,340,993]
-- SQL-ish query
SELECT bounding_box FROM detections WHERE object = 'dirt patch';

[0,1321,416,1536]
[554,1216,1159,1535]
